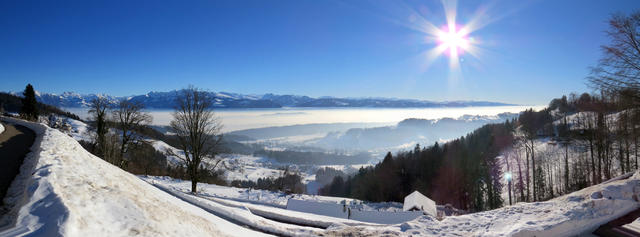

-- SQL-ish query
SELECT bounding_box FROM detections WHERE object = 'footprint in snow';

[591,191,603,199]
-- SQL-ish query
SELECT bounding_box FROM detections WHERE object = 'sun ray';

[356,0,497,72]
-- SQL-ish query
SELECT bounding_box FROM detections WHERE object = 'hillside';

[1,117,639,236]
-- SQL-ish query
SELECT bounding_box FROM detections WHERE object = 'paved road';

[0,122,35,206]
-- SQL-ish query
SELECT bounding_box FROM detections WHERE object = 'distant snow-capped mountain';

[26,90,514,109]
[28,92,120,108]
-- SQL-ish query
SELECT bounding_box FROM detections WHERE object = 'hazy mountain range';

[20,90,514,109]
[229,113,519,153]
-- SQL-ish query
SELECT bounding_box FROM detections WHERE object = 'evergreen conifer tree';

[20,84,39,121]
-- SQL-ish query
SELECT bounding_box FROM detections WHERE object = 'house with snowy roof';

[403,191,437,217]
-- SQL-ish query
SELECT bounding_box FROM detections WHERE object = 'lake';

[63,105,545,132]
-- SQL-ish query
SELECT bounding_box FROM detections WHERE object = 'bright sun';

[410,0,486,70]
[437,24,469,58]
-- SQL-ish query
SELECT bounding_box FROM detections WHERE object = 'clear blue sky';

[1,0,639,105]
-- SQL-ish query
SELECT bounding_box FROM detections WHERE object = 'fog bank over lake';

[63,105,545,132]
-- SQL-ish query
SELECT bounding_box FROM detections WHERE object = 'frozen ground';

[0,117,271,237]
[324,171,640,236]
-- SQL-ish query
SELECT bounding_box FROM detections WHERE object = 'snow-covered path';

[145,178,388,231]
[0,117,272,237]
[151,182,325,236]
[0,122,35,212]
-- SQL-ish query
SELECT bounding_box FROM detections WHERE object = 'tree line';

[505,11,640,203]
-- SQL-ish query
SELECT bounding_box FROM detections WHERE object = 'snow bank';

[350,210,423,224]
[326,170,640,236]
[200,195,375,228]
[151,183,323,236]
[0,117,271,237]
[286,199,349,219]
[623,217,640,233]
[65,118,92,142]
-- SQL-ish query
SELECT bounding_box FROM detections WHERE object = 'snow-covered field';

[219,154,286,182]
[0,117,271,237]
[147,139,184,167]
[141,175,403,211]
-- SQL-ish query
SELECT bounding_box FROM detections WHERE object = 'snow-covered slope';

[325,171,640,236]
[0,117,271,237]
[2,116,640,236]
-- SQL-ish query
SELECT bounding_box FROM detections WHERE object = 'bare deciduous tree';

[113,100,152,168]
[589,11,640,101]
[170,87,223,193]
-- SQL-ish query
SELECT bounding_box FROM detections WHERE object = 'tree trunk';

[517,159,525,201]
[191,162,198,193]
[626,138,631,173]
[634,136,638,170]
[525,148,530,202]
[531,140,536,202]
[564,144,569,192]
[548,161,554,198]
[590,138,596,185]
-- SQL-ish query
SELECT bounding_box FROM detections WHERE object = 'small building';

[403,191,437,217]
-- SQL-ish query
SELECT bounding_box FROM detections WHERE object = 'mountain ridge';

[10,90,516,109]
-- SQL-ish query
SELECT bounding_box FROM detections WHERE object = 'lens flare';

[372,0,500,72]
[412,0,488,71]
[437,24,470,58]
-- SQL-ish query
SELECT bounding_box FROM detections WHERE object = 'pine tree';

[20,84,39,121]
